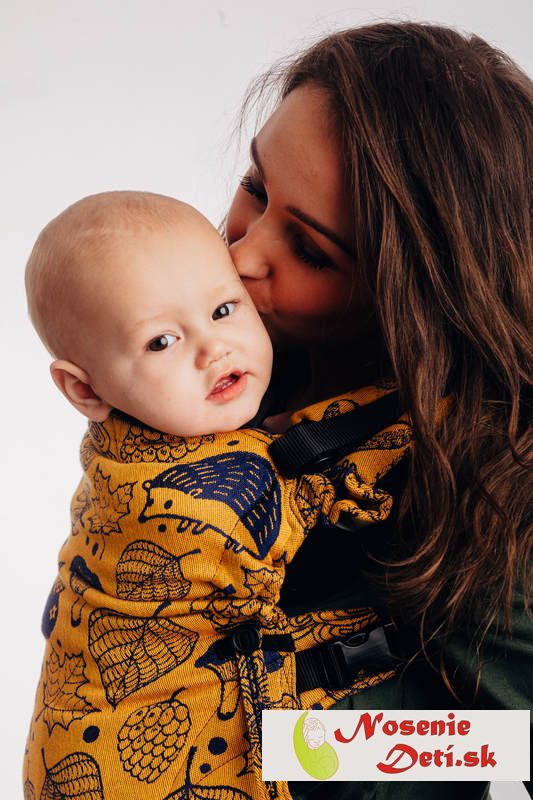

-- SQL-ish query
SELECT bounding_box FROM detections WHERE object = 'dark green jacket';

[279,458,532,800]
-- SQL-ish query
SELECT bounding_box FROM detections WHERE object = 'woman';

[226,22,532,800]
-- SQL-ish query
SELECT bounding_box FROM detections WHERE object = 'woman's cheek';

[274,270,340,318]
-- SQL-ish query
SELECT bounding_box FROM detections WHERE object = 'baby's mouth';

[207,371,244,398]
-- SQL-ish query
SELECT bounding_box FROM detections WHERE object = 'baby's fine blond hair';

[25,191,195,360]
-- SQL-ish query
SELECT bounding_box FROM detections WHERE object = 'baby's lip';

[206,369,244,398]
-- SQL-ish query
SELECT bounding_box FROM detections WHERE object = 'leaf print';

[70,479,91,537]
[164,746,253,800]
[86,465,135,536]
[188,566,283,632]
[116,541,199,602]
[40,750,104,800]
[117,690,191,782]
[294,473,334,530]
[353,425,412,452]
[88,607,198,707]
[79,421,113,470]
[289,607,377,647]
[322,398,358,418]
[36,647,97,735]
[88,420,113,457]
[23,780,35,800]
[189,591,282,632]
[241,566,281,602]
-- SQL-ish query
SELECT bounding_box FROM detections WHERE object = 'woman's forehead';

[256,85,338,175]
[254,85,351,241]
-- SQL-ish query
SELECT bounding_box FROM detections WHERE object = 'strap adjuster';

[330,626,397,678]
[295,624,400,693]
[269,391,403,477]
[214,625,295,661]
[232,626,261,655]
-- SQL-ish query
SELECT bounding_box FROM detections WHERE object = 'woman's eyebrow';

[286,206,354,257]
[250,137,265,180]
[250,137,354,258]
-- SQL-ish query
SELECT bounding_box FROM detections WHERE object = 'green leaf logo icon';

[293,711,339,780]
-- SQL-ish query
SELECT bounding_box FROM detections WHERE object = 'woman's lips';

[206,371,248,403]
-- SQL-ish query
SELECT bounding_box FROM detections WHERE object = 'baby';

[23,192,405,800]
[25,191,273,437]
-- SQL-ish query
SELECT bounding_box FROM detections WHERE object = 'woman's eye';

[292,230,335,271]
[212,302,236,320]
[240,175,267,204]
[147,333,178,351]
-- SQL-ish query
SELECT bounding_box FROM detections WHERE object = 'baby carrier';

[24,383,411,800]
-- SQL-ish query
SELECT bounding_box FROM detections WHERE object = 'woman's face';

[226,83,372,346]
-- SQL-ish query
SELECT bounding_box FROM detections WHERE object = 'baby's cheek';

[118,366,169,420]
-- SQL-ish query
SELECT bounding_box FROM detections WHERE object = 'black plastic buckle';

[328,626,398,687]
[295,623,402,693]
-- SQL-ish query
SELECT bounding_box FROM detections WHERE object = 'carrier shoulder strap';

[269,390,404,476]
[268,389,407,687]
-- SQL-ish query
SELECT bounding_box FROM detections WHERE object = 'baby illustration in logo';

[293,711,339,780]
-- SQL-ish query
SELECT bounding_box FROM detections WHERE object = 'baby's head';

[25,191,273,436]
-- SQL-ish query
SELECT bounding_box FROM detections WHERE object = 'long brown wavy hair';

[242,22,532,686]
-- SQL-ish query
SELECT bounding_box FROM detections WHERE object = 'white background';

[2,2,531,797]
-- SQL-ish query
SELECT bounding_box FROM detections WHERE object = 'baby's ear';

[50,360,112,422]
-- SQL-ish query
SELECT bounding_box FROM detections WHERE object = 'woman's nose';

[229,226,270,281]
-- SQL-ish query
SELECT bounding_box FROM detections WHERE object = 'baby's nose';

[195,340,231,370]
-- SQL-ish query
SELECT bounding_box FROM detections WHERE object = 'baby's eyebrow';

[128,313,173,337]
[210,278,245,296]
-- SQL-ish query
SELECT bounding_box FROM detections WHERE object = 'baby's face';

[81,212,273,435]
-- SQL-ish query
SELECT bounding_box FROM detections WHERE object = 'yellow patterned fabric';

[24,384,413,800]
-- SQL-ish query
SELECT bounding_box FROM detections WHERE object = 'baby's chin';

[162,394,264,438]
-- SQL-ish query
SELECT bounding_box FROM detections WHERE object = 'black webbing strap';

[295,624,401,692]
[214,626,295,660]
[214,623,401,693]
[269,390,403,477]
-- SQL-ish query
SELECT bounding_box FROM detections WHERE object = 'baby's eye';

[147,334,178,351]
[212,302,236,320]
